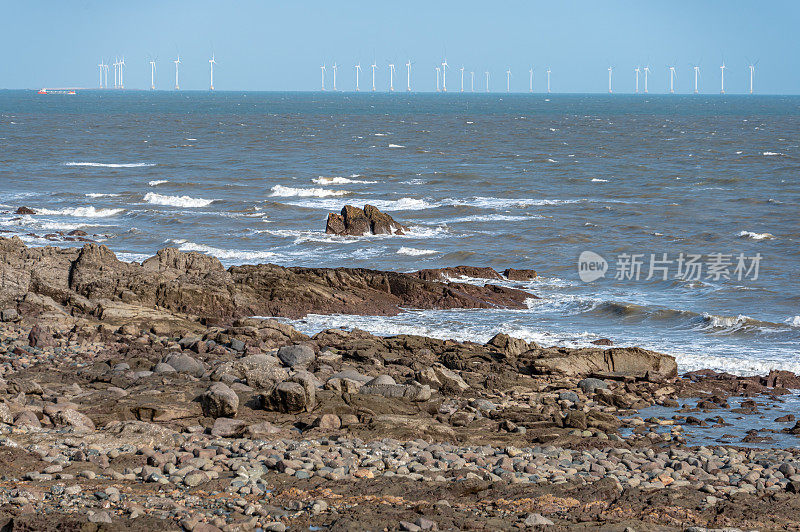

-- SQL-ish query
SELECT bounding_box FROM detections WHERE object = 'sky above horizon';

[2,1,798,94]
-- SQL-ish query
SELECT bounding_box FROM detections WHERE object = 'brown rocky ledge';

[0,236,529,331]
[325,204,408,236]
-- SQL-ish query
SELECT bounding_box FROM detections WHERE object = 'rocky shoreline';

[0,236,798,531]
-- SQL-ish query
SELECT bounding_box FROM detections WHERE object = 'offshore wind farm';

[71,54,764,94]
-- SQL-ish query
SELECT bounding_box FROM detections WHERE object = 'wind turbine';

[608,67,613,93]
[693,65,700,94]
[470,71,474,92]
[405,60,412,91]
[506,68,511,92]
[97,60,104,88]
[332,63,338,91]
[643,65,650,93]
[668,65,676,93]
[435,66,441,92]
[546,67,551,93]
[634,67,640,93]
[460,66,465,92]
[720,61,726,94]
[485,71,489,92]
[150,59,156,90]
[370,61,377,91]
[441,59,448,92]
[748,61,757,94]
[119,56,125,89]
[355,63,361,91]
[113,57,118,88]
[103,61,109,88]
[209,54,216,91]
[388,63,395,91]
[320,64,326,91]
[529,67,533,93]
[174,55,181,90]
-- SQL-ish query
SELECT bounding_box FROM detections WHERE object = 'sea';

[1,90,798,376]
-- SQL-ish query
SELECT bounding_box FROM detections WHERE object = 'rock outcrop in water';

[0,237,528,332]
[325,204,408,236]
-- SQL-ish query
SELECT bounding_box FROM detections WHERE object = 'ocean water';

[1,90,799,375]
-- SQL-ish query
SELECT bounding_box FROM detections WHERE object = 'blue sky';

[2,1,797,93]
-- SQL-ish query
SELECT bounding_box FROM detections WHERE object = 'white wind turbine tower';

[441,59,448,92]
[370,62,377,91]
[174,55,181,90]
[693,65,700,94]
[103,61,109,88]
[405,60,412,91]
[320,64,326,91]
[119,56,125,89]
[546,67,551,93]
[332,63,338,91]
[529,67,533,93]
[485,71,489,92]
[668,65,676,93]
[634,67,640,93]
[113,57,118,88]
[388,63,395,91]
[435,66,440,92]
[470,71,474,92]
[720,61,726,94]
[355,64,361,91]
[460,66,465,92]
[748,62,756,94]
[506,68,511,92]
[150,59,156,90]
[97,60,104,88]
[643,65,650,93]
[608,67,613,93]
[209,54,216,91]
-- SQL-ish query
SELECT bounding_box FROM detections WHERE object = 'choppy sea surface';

[1,90,799,375]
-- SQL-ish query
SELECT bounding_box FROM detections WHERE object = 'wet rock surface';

[325,204,408,236]
[0,238,797,529]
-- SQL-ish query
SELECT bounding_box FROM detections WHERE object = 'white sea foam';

[738,230,775,240]
[270,185,348,198]
[116,252,153,263]
[546,158,557,163]
[37,206,123,217]
[311,176,376,185]
[397,246,438,256]
[170,240,278,264]
[388,144,405,148]
[591,178,609,182]
[148,180,169,186]
[64,162,155,168]
[762,151,785,156]
[286,197,434,212]
[446,214,542,223]
[786,316,800,327]
[443,197,582,209]
[85,193,119,198]
[143,192,215,207]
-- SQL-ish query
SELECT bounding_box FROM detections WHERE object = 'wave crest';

[143,192,215,207]
[270,185,348,197]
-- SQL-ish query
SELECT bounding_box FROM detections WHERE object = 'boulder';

[0,308,19,322]
[431,364,469,392]
[277,344,315,368]
[28,325,54,348]
[15,206,36,215]
[487,333,530,358]
[49,408,95,431]
[200,382,239,418]
[314,413,341,429]
[210,418,247,438]
[263,381,315,414]
[578,378,608,394]
[163,352,205,377]
[531,347,677,379]
[503,268,537,281]
[325,204,408,236]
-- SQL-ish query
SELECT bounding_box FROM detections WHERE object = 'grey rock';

[524,513,554,527]
[153,362,176,374]
[163,352,204,377]
[88,511,112,524]
[200,382,239,418]
[277,344,315,368]
[0,308,19,322]
[578,378,609,394]
[263,381,314,413]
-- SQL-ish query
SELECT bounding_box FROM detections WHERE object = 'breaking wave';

[738,230,775,240]
[148,180,169,186]
[396,246,438,256]
[143,193,215,208]
[312,175,376,185]
[169,239,278,264]
[36,206,123,217]
[64,162,155,168]
[270,185,348,197]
